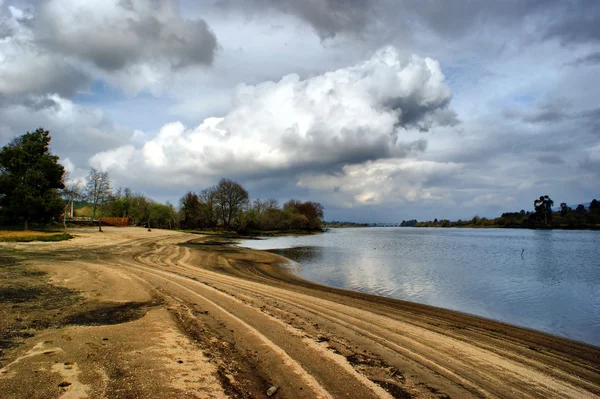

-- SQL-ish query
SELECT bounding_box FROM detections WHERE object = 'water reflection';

[238,228,600,346]
[269,246,325,264]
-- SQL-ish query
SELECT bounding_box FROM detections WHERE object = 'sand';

[0,227,598,398]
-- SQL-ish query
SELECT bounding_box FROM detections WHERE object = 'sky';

[1,0,599,222]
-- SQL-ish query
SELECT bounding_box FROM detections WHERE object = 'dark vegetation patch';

[0,233,73,242]
[0,287,43,302]
[417,383,452,399]
[0,253,80,355]
[374,380,414,398]
[0,252,154,367]
[64,302,157,326]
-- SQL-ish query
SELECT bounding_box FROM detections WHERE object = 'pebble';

[266,385,278,396]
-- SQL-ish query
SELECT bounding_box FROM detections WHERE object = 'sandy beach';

[1,227,598,398]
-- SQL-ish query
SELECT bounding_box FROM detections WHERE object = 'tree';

[559,202,570,216]
[85,168,111,220]
[0,128,65,230]
[283,199,324,230]
[199,187,218,227]
[61,181,83,233]
[575,204,586,214]
[214,178,249,229]
[533,195,554,225]
[148,203,175,229]
[180,191,202,229]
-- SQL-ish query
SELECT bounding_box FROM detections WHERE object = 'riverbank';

[412,224,600,230]
[1,227,598,398]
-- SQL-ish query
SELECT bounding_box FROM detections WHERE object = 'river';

[238,227,600,347]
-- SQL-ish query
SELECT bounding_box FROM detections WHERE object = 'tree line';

[179,181,324,232]
[0,128,324,232]
[411,195,600,229]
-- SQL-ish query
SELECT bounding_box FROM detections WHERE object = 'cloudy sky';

[1,0,598,222]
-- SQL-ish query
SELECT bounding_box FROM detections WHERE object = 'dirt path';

[1,227,598,398]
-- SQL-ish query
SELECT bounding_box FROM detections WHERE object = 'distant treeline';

[178,179,324,232]
[324,221,370,228]
[409,196,600,229]
[83,177,324,233]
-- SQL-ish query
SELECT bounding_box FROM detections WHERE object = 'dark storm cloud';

[569,52,600,66]
[222,0,599,49]
[579,157,600,175]
[521,103,569,124]
[37,0,218,72]
[20,95,60,111]
[505,103,600,127]
[0,95,131,166]
[0,59,89,98]
[537,154,565,165]
[378,0,549,38]
[218,0,370,39]
[543,0,600,44]
[0,3,91,98]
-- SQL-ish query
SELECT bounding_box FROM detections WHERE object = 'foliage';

[412,196,599,229]
[533,195,554,225]
[179,180,324,233]
[96,187,159,227]
[215,178,250,229]
[0,128,65,229]
[400,220,418,227]
[148,202,176,229]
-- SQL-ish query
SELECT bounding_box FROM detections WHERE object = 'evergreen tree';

[0,128,65,229]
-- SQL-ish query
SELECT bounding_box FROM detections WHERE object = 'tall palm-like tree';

[534,195,554,225]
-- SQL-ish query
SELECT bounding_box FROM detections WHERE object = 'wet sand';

[1,227,598,398]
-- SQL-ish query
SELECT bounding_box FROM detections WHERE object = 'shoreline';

[1,227,599,398]
[236,237,598,348]
[215,239,600,352]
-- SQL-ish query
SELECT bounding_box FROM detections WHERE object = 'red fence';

[99,217,132,227]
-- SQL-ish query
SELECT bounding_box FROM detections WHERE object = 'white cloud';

[90,46,455,187]
[298,159,464,206]
[89,145,136,172]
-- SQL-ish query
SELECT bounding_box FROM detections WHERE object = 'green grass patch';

[0,232,73,242]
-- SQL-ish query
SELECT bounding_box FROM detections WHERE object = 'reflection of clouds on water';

[238,228,600,346]
[344,251,398,297]
[269,246,325,264]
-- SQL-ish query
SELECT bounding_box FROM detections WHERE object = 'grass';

[0,231,73,242]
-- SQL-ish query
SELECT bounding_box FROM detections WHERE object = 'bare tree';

[85,168,111,222]
[199,187,217,227]
[215,178,249,229]
[61,181,83,233]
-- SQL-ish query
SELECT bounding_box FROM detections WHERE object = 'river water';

[238,227,600,347]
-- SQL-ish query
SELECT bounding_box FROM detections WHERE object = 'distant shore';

[411,224,600,230]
